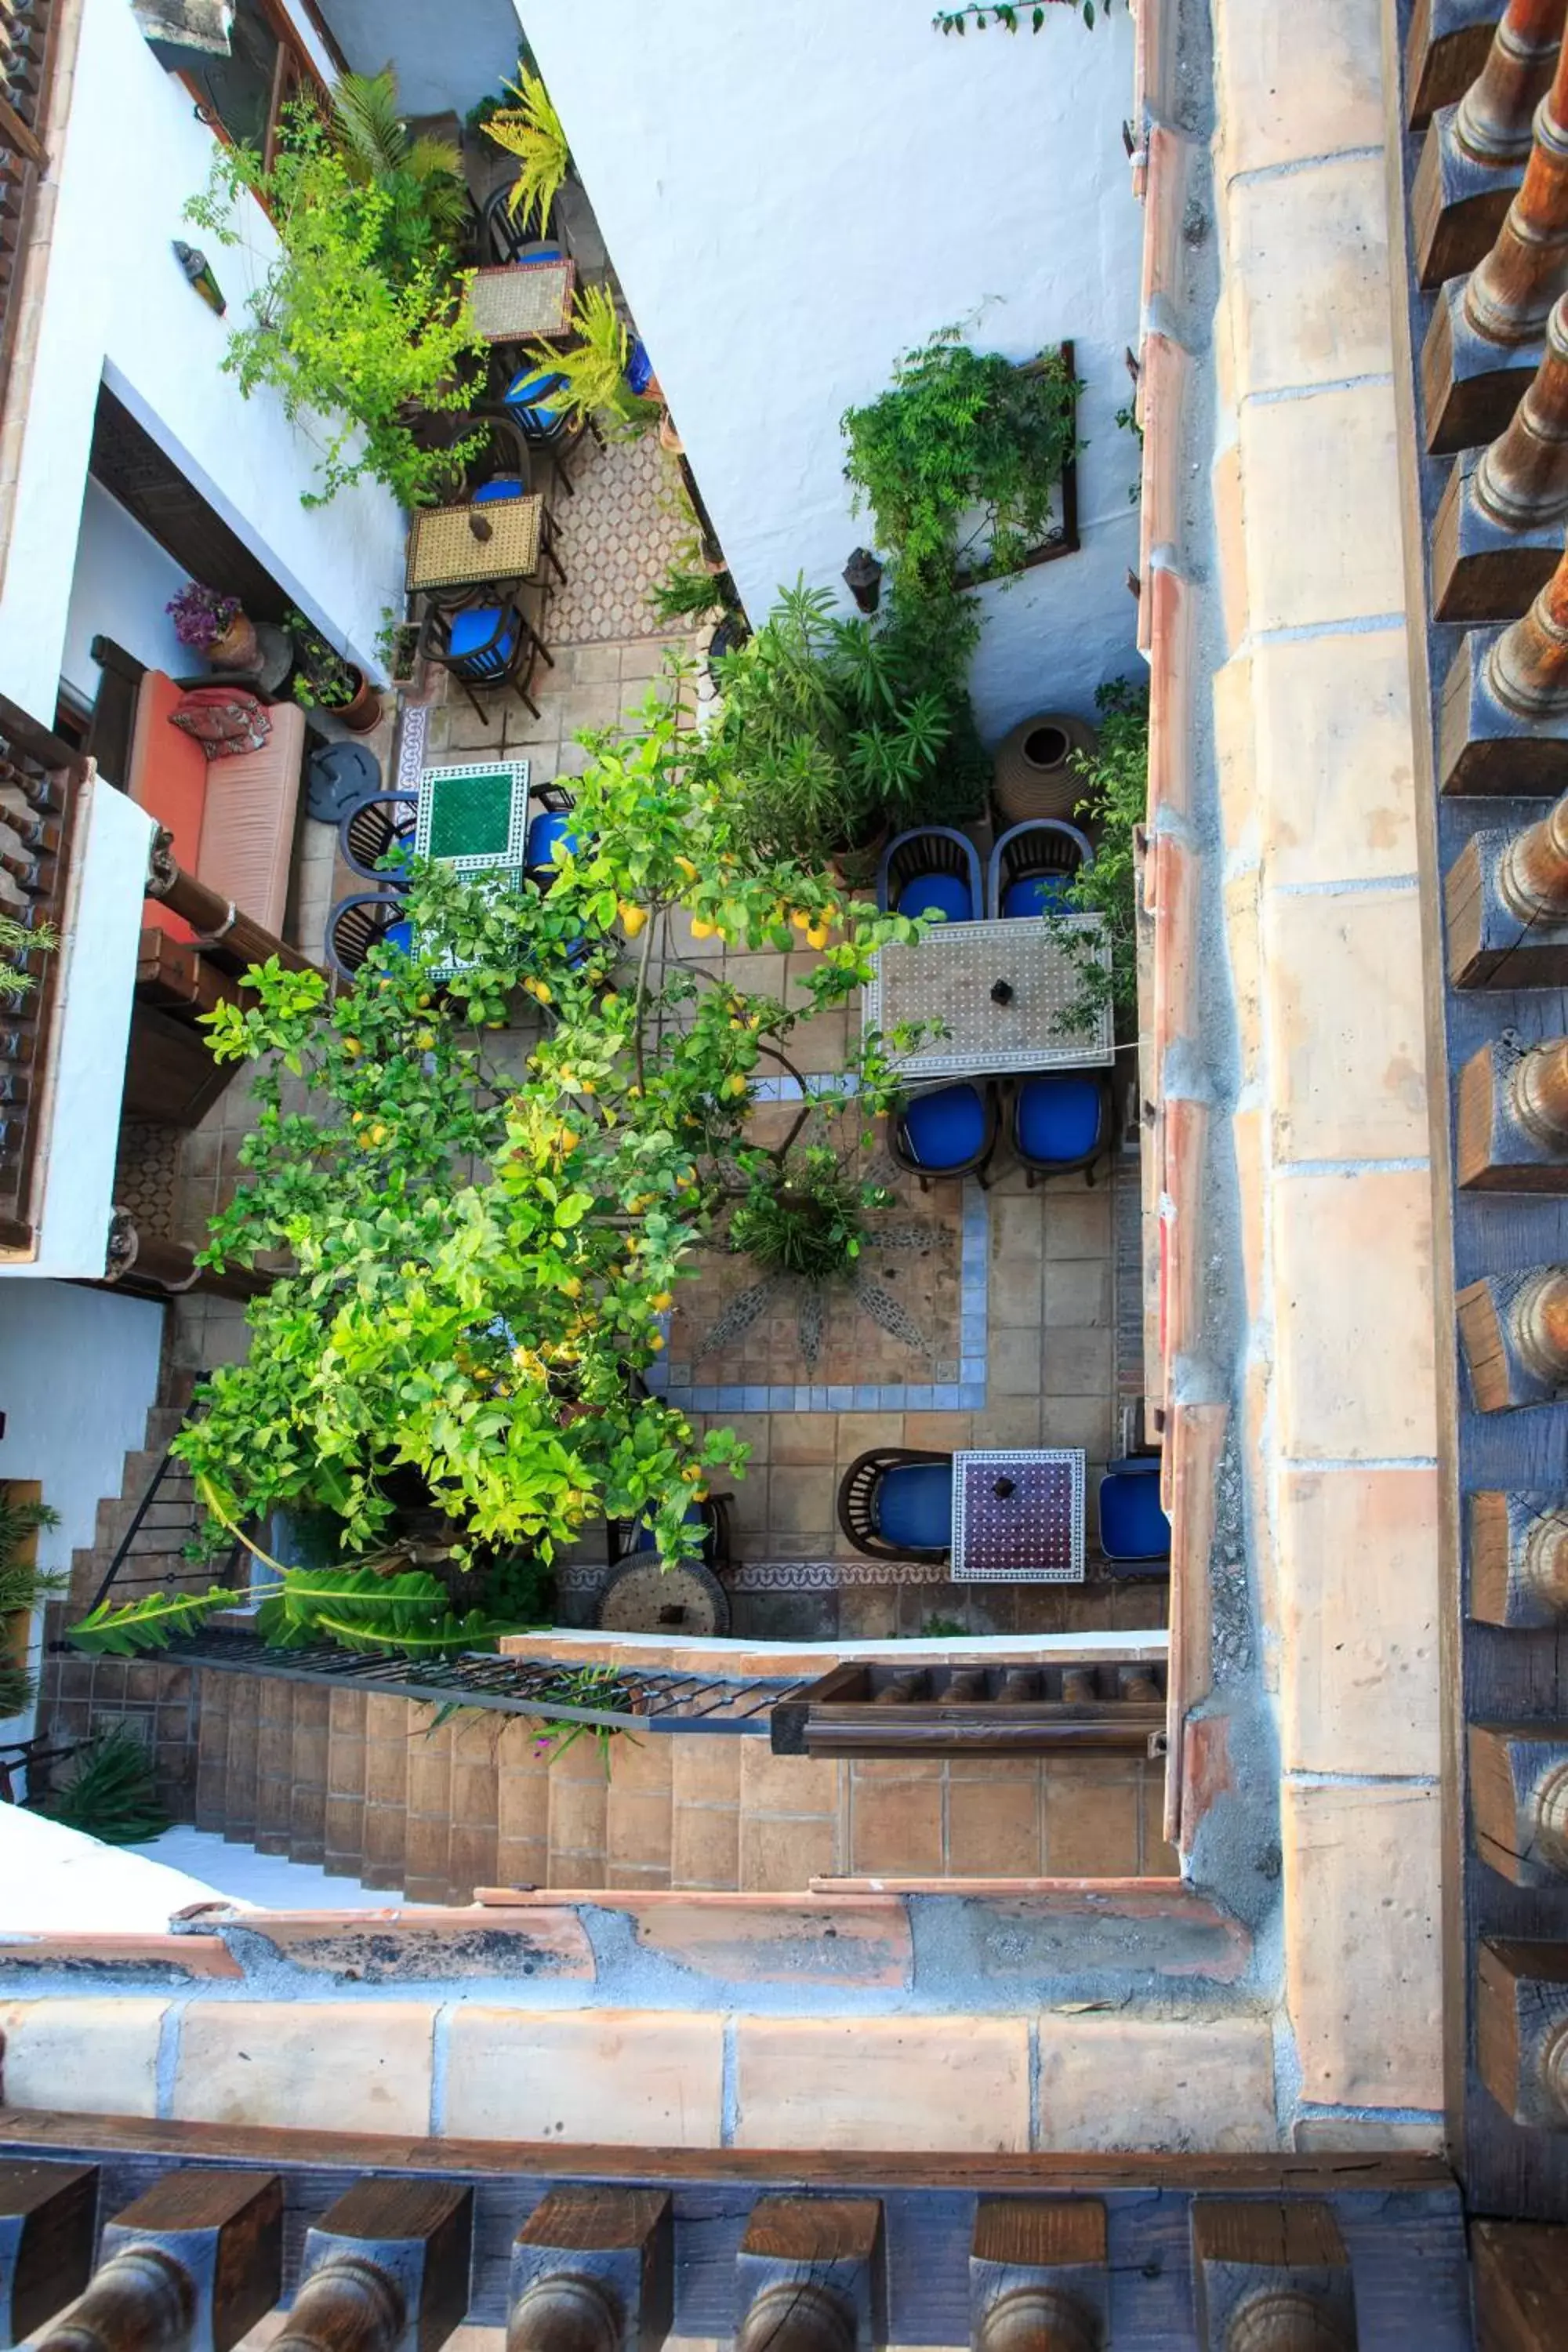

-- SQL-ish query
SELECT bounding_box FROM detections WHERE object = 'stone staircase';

[63,1372,209,1614]
[186,1669,1178,1900]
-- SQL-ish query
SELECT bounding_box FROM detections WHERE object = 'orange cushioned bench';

[125,670,307,946]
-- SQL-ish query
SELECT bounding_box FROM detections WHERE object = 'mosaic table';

[862,914,1113,1076]
[416,759,532,876]
[466,257,575,343]
[951,1447,1086,1583]
[405,495,544,594]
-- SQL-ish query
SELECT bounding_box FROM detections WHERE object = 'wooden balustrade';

[0,0,58,416]
[1433,291,1568,617]
[735,2201,884,2352]
[508,2190,671,2352]
[771,1659,1167,1759]
[297,2182,471,2352]
[1415,0,1566,285]
[1425,33,1568,449]
[1457,1265,1568,1405]
[271,2259,406,2352]
[1191,2205,1356,2352]
[1478,1937,1568,2125]
[145,834,319,982]
[970,2202,1106,2352]
[1408,0,1514,130]
[38,2175,281,2352]
[1470,1490,1568,1619]
[1445,784,1568,982]
[1471,1722,1568,1879]
[1457,1033,1568,1183]
[0,2161,98,2347]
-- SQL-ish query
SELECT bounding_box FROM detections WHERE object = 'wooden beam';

[1473,2220,1568,2350]
[0,2160,97,2346]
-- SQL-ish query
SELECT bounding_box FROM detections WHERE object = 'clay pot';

[658,412,684,456]
[829,814,890,894]
[339,673,383,734]
[991,710,1098,828]
[208,612,260,671]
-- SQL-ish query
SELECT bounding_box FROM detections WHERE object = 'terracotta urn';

[208,611,260,671]
[339,673,383,735]
[991,709,1098,827]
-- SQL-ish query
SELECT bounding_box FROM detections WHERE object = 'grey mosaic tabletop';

[862,914,1113,1076]
[951,1447,1086,1583]
[466,257,576,341]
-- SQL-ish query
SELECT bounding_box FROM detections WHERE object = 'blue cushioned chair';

[837,1448,954,1563]
[1098,1457,1171,1570]
[878,826,983,922]
[420,591,552,725]
[325,892,414,979]
[1011,1071,1112,1188]
[889,1082,998,1191]
[339,792,418,884]
[610,1494,732,1575]
[503,361,597,498]
[988,818,1094,919]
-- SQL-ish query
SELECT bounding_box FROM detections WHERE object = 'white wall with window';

[0,0,405,728]
[518,0,1144,736]
[60,478,190,713]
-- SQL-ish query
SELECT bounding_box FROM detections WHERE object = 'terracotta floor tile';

[1041,1762,1142,1875]
[851,1778,945,1876]
[606,1787,673,1868]
[739,1743,842,1817]
[549,1773,608,1858]
[672,1739,742,1807]
[740,1811,840,1891]
[672,1804,741,1889]
[946,1773,1043,1876]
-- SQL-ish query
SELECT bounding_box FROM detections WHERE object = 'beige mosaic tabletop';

[862,914,1114,1076]
[466,257,575,341]
[405,495,543,593]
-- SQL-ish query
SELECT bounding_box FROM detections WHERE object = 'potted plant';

[482,63,572,236]
[376,604,421,689]
[524,285,662,441]
[730,1149,889,1286]
[288,607,383,732]
[0,1483,60,1724]
[167,580,259,671]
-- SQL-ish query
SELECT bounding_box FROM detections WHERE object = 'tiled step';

[289,1686,329,1864]
[495,1717,549,1888]
[403,1707,455,1904]
[323,1689,368,1877]
[253,1679,294,1854]
[446,1710,499,1902]
[222,1675,260,1844]
[547,1734,610,1889]
[194,1671,230,1832]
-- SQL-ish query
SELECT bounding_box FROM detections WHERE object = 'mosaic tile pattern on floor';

[544,430,696,643]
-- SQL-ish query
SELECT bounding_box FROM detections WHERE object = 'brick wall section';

[1139,0,1444,2138]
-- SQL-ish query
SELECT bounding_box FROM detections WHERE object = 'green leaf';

[68,1586,245,1657]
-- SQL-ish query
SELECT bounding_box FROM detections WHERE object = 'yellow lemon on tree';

[649,1331,665,1351]
[675,855,698,881]
[415,1029,435,1051]
[689,916,716,941]
[619,901,648,938]
[652,1289,673,1311]
[804,924,829,950]
[789,909,811,931]
[724,1073,748,1098]
[342,1036,363,1057]
[561,1275,583,1298]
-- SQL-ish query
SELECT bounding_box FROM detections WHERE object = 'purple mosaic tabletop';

[951,1448,1086,1583]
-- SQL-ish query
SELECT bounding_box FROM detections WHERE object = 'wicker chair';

[887,1081,1000,1190]
[1009,1071,1114,1187]
[877,826,984,921]
[419,586,553,724]
[987,818,1094,919]
[325,891,414,980]
[837,1448,955,1562]
[339,791,419,884]
[609,1493,733,1575]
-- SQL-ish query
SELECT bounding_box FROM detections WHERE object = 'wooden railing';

[0,691,80,1253]
[771,1657,1167,1759]
[0,0,58,415]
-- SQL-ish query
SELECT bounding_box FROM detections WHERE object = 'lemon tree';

[175,681,926,1577]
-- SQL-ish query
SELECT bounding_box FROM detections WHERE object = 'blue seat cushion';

[898,869,974,922]
[1003,872,1073,916]
[526,811,577,872]
[902,1083,987,1170]
[447,607,517,671]
[1016,1075,1105,1166]
[1098,1464,1171,1561]
[626,336,655,396]
[382,917,414,957]
[505,367,567,422]
[473,474,528,504]
[873,1461,953,1550]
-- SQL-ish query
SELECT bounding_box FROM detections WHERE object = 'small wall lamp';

[843,546,884,615]
[172,240,226,317]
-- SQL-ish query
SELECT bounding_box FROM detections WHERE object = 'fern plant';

[0,910,55,1001]
[0,1486,62,1721]
[328,68,469,278]
[485,65,571,232]
[526,284,662,438]
[40,1726,170,1846]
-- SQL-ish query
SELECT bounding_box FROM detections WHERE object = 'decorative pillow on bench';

[168,686,272,761]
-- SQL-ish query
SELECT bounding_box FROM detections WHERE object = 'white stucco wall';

[518,0,1143,737]
[60,477,189,706]
[320,0,518,121]
[0,0,406,724]
[0,1277,163,1741]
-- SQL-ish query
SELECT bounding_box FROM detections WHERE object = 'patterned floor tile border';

[395,698,429,788]
[557,1557,949,1594]
[648,1175,989,1415]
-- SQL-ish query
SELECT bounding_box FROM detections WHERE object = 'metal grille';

[85,1439,238,1614]
[862,914,1114,1076]
[176,1629,808,1735]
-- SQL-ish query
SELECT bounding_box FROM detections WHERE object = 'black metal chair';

[987,818,1094,919]
[877,826,984,922]
[837,1448,954,1563]
[339,791,419,884]
[325,891,415,980]
[887,1081,1000,1191]
[1009,1070,1115,1188]
[481,186,565,266]
[419,585,554,724]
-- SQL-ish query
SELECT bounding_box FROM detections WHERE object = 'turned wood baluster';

[1224,2296,1356,2352]
[1457,0,1568,165]
[1467,34,1568,346]
[973,2286,1098,2351]
[1512,1266,1568,1381]
[270,2261,406,2352]
[508,2274,623,2352]
[735,2283,857,2352]
[1486,548,1568,717]
[1500,788,1568,913]
[1514,1036,1568,1138]
[35,2249,197,2352]
[1478,292,1568,523]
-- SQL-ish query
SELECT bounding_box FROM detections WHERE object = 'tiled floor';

[542,430,696,644]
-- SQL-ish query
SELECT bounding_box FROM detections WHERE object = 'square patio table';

[465,257,576,343]
[405,495,544,596]
[951,1447,1086,1582]
[862,913,1113,1077]
[416,759,532,877]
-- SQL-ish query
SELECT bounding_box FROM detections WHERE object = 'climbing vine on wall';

[933,3,1112,33]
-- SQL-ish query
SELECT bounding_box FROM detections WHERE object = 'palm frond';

[67,1585,245,1657]
[330,67,408,179]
